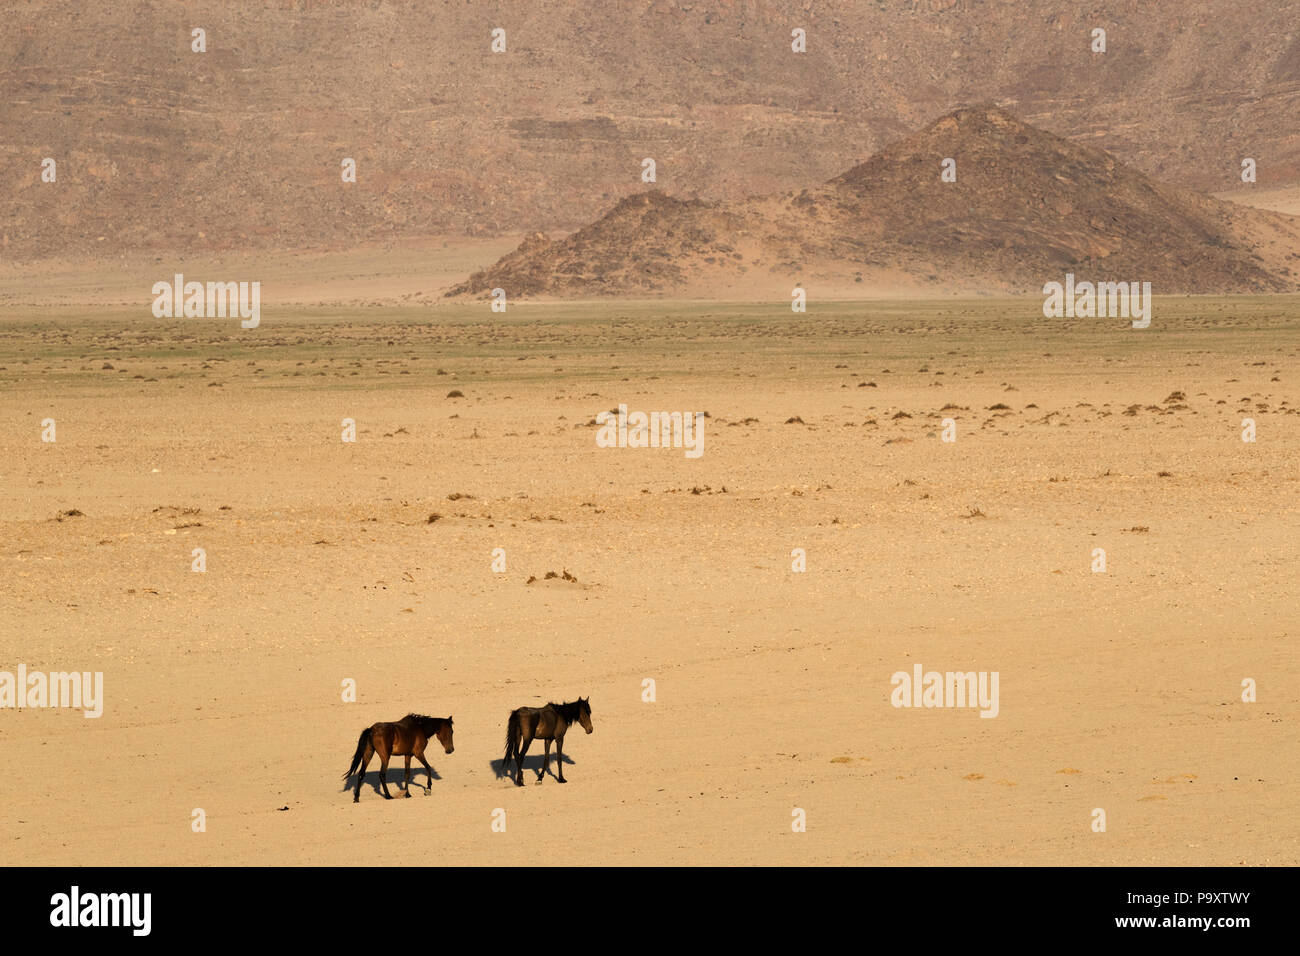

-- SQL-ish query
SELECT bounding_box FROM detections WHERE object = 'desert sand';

[3,294,1297,865]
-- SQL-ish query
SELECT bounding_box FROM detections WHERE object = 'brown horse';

[502,698,592,786]
[343,714,454,802]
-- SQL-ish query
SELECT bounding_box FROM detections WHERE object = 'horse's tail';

[343,726,370,779]
[502,711,519,774]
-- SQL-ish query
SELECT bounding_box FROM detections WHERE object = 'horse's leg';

[378,740,393,799]
[555,734,567,783]
[537,738,551,784]
[403,754,413,798]
[514,734,533,787]
[354,742,374,803]
[413,738,432,794]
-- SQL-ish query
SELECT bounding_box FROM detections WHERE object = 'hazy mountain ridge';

[3,0,1300,260]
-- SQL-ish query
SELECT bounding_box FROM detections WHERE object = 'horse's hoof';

[404,791,411,798]
[557,778,567,784]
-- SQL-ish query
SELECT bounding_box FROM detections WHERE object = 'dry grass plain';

[2,298,1298,865]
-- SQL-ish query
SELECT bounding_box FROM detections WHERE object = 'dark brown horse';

[502,698,592,786]
[343,714,454,802]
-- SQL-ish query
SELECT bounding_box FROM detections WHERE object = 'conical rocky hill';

[449,105,1300,299]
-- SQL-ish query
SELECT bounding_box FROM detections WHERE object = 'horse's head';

[437,717,455,754]
[577,697,593,734]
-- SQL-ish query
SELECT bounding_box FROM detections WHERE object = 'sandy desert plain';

[2,290,1298,866]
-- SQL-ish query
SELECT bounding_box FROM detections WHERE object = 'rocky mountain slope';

[3,0,1299,261]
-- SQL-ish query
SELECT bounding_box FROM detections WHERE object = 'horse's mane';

[550,699,588,721]
[404,713,450,727]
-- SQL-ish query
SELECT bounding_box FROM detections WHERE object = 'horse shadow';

[489,754,575,782]
[341,765,443,798]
